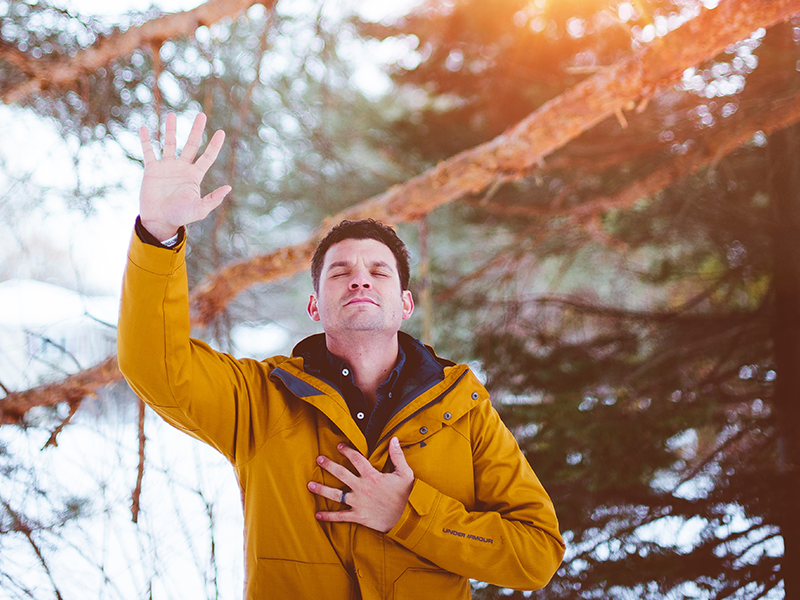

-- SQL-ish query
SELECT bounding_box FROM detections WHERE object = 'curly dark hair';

[311,219,411,293]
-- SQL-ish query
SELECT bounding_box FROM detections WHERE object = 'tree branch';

[1,0,271,104]
[2,0,799,424]
[131,399,146,523]
[188,0,800,325]
[42,400,81,449]
[0,356,119,425]
[566,90,800,222]
[1,498,65,600]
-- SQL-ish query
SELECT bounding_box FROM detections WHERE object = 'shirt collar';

[324,341,407,393]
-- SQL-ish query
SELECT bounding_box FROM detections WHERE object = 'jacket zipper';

[375,369,470,450]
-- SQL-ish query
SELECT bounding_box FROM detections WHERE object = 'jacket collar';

[269,333,480,456]
[289,332,454,410]
[269,356,366,451]
[290,333,407,401]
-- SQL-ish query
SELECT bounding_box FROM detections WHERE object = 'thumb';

[389,437,413,477]
[200,185,232,213]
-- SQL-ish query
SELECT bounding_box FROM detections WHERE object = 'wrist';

[140,219,179,243]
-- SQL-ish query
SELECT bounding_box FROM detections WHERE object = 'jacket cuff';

[128,219,187,276]
[387,478,441,549]
[135,216,186,249]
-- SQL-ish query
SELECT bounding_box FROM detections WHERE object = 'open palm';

[139,112,230,241]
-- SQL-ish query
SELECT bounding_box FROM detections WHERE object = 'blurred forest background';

[1,0,799,598]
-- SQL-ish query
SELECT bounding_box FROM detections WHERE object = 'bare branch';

[28,333,84,372]
[131,399,146,523]
[1,498,65,600]
[0,356,119,425]
[42,401,81,449]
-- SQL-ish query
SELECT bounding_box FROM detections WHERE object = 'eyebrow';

[327,260,395,271]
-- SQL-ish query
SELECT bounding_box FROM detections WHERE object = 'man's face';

[307,238,414,336]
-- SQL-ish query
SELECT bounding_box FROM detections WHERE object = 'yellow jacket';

[117,229,565,599]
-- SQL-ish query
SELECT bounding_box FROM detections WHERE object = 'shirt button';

[342,368,349,376]
[419,426,428,434]
[388,392,392,398]
[357,568,364,578]
[357,412,365,420]
[444,412,452,420]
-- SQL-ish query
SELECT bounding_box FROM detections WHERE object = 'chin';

[342,322,386,332]
[337,317,399,333]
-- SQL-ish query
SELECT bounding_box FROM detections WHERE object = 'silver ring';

[340,491,348,505]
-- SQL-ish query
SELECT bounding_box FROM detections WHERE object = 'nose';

[349,269,371,290]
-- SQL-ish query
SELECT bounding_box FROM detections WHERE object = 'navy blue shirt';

[322,343,407,450]
[294,333,449,452]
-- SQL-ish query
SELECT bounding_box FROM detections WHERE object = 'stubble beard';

[338,305,394,333]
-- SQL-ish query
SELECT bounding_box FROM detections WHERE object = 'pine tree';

[361,2,800,598]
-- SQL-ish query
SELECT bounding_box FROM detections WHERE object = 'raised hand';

[139,112,231,241]
[308,437,415,533]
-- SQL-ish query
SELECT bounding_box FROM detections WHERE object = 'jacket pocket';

[251,558,355,599]
[392,567,470,599]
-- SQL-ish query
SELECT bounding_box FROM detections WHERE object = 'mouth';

[345,297,378,306]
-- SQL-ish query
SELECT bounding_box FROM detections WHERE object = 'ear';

[401,290,414,320]
[307,293,321,322]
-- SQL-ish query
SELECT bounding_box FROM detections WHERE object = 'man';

[118,112,565,599]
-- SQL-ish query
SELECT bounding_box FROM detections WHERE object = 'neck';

[325,331,400,410]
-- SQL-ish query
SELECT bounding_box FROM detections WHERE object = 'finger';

[199,185,231,213]
[162,112,178,159]
[388,437,413,478]
[139,126,157,165]
[307,481,350,504]
[194,129,226,175]
[316,454,358,487]
[315,510,358,524]
[179,112,207,163]
[337,443,376,477]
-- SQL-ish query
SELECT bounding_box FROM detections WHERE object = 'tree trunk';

[769,122,800,597]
